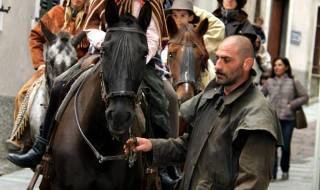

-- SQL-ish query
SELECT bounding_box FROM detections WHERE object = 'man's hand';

[124,137,152,154]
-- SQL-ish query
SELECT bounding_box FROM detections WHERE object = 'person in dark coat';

[212,0,257,47]
[125,35,283,190]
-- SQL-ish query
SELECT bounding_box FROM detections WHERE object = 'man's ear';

[243,58,254,71]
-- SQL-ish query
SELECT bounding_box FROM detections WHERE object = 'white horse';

[10,22,86,150]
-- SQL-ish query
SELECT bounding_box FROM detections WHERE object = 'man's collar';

[202,75,255,105]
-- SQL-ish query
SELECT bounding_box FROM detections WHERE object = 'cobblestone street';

[0,100,319,189]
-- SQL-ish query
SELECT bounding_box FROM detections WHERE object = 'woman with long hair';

[261,57,309,180]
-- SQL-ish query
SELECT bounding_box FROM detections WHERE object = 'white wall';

[285,0,316,84]
[193,0,217,13]
[243,0,257,22]
[0,0,35,96]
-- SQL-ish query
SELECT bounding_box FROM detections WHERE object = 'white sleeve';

[146,16,161,63]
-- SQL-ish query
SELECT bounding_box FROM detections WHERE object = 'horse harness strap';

[100,75,137,104]
[74,26,146,166]
[74,70,138,166]
[106,27,146,37]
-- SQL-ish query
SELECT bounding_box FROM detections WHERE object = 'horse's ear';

[195,18,208,37]
[166,15,179,38]
[105,0,119,26]
[71,31,86,47]
[138,1,152,31]
[40,20,57,44]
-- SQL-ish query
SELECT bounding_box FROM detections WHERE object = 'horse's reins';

[74,26,146,167]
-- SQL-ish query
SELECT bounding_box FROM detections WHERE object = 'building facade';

[249,0,319,100]
[0,0,39,160]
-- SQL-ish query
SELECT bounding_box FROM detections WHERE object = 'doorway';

[267,0,290,61]
[311,7,320,99]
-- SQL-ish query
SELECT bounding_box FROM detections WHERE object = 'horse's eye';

[168,52,176,58]
[192,44,197,48]
[100,49,105,55]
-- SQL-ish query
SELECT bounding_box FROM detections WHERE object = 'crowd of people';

[6,0,310,189]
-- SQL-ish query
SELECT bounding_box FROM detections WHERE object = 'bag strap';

[293,79,299,98]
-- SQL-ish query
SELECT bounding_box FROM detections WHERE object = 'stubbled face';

[273,59,287,77]
[215,42,244,86]
[223,0,238,10]
[172,10,194,29]
[71,0,86,10]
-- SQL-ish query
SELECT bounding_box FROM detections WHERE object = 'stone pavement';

[0,100,319,190]
[269,100,319,190]
[0,168,41,190]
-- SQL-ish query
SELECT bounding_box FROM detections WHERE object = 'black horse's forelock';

[101,23,147,89]
[122,13,137,25]
[109,34,134,80]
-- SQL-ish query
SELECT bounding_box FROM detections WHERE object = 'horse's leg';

[163,80,179,138]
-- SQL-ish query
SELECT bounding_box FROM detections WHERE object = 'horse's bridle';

[170,42,207,93]
[74,26,146,167]
[101,26,146,103]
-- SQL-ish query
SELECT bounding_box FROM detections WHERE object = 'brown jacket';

[151,76,283,190]
[29,5,89,69]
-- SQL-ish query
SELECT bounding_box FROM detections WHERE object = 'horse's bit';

[74,26,146,168]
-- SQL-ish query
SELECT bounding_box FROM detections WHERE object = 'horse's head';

[167,16,209,103]
[40,21,86,89]
[101,0,151,136]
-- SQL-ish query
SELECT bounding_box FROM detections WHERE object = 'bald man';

[125,35,283,190]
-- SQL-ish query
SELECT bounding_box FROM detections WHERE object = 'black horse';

[44,1,154,189]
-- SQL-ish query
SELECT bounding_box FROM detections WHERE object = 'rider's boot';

[7,71,75,169]
[7,124,48,169]
[7,77,65,169]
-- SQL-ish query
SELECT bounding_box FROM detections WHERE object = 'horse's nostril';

[106,110,113,120]
[124,112,132,122]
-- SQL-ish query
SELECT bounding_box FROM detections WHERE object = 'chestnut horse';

[166,16,209,104]
[41,1,155,189]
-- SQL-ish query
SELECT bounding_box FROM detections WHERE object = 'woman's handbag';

[295,106,307,129]
[293,80,308,129]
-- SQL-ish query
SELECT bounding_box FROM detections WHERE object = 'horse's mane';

[121,13,137,25]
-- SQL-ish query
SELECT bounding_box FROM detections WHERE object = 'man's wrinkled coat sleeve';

[234,131,276,190]
[150,93,202,166]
